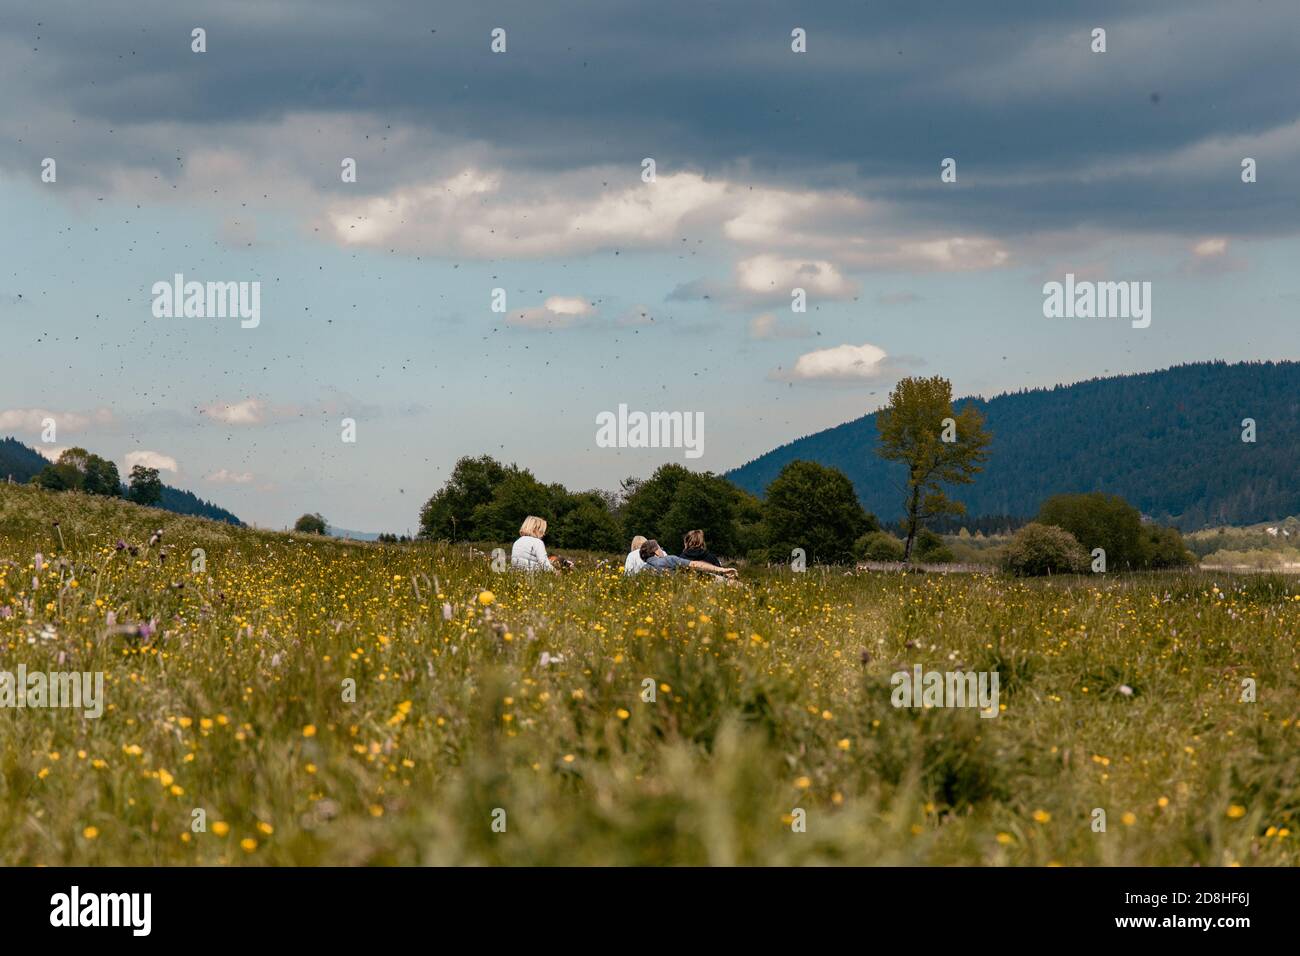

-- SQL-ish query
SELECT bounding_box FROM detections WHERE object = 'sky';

[2,0,1298,533]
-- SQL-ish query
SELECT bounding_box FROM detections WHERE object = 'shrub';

[1141,524,1198,569]
[856,530,905,561]
[1001,522,1089,576]
[913,528,956,564]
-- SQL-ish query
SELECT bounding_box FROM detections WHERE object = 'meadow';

[1,482,1297,865]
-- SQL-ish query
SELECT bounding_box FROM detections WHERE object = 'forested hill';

[726,361,1300,530]
[1,437,243,526]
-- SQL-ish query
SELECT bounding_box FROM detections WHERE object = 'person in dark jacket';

[679,529,725,568]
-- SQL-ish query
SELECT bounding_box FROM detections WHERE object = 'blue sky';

[2,1,1298,531]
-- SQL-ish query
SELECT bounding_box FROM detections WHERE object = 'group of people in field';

[509,516,738,580]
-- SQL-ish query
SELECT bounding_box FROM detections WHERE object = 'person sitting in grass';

[624,535,648,575]
[679,529,726,568]
[635,539,738,578]
[511,515,559,572]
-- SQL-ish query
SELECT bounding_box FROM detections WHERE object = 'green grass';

[1,482,1297,865]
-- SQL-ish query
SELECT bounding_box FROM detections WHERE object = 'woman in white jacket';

[511,515,557,572]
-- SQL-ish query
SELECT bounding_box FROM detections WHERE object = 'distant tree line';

[18,444,242,524]
[31,447,164,505]
[415,375,1194,572]
[417,455,879,564]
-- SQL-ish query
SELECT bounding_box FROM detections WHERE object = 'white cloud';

[199,398,267,425]
[0,407,113,434]
[507,296,596,330]
[328,169,730,258]
[890,237,1010,271]
[124,451,178,474]
[1193,237,1228,257]
[735,254,859,301]
[778,343,889,382]
[321,161,1011,276]
[206,469,254,484]
[35,446,67,462]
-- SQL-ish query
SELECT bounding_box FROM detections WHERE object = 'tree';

[620,464,752,557]
[30,447,119,496]
[620,464,691,543]
[1141,524,1197,569]
[876,376,991,561]
[1036,492,1143,570]
[126,465,163,506]
[294,513,328,535]
[418,456,510,541]
[469,470,561,543]
[31,461,81,491]
[1036,492,1194,570]
[552,492,624,553]
[82,455,121,497]
[764,460,875,564]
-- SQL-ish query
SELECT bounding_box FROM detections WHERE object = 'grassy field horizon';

[1,482,1297,865]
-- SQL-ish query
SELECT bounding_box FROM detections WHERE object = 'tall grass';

[1,483,1296,864]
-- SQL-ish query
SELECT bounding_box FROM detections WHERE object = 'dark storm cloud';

[3,0,1298,236]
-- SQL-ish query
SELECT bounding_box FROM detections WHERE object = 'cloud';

[200,399,262,426]
[749,313,814,340]
[774,343,890,382]
[735,254,858,302]
[35,446,67,463]
[205,469,255,484]
[670,253,864,311]
[1182,237,1246,276]
[5,1,1300,246]
[507,296,596,330]
[199,398,267,425]
[124,451,178,474]
[0,408,113,435]
[326,169,730,259]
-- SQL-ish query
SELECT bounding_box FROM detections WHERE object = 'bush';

[1001,522,1089,576]
[913,528,956,564]
[1141,524,1198,569]
[1038,492,1195,571]
[856,530,905,561]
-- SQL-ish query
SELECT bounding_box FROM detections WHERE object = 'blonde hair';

[519,515,548,538]
[630,535,647,551]
[683,529,705,551]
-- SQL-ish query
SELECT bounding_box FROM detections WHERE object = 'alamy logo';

[891,666,1000,718]
[0,666,103,718]
[595,404,704,459]
[151,273,261,328]
[1042,273,1151,329]
[50,886,151,936]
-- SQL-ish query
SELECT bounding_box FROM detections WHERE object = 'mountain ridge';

[726,360,1300,530]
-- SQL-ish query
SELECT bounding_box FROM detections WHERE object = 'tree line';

[413,375,1195,573]
[30,447,165,505]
